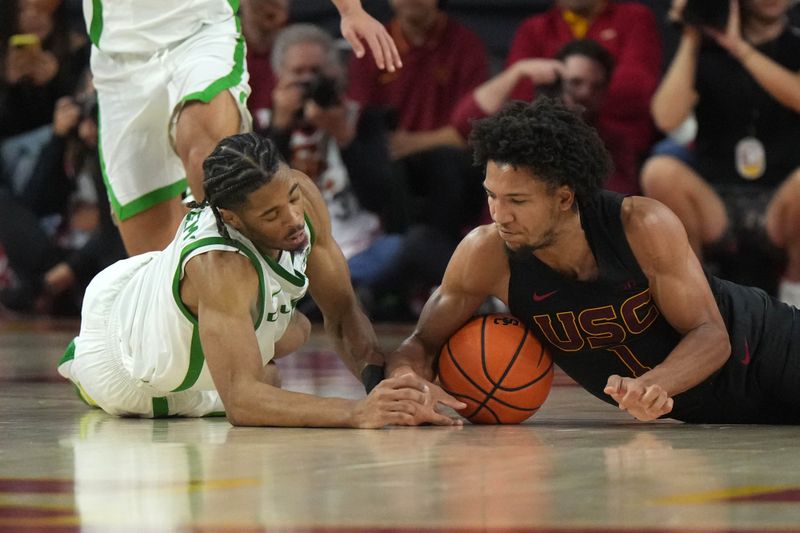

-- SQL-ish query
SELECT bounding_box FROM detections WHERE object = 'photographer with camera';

[643,0,800,306]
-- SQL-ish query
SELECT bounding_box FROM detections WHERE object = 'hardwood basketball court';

[2,316,800,532]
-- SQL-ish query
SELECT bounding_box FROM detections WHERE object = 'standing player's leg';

[93,50,190,256]
[169,16,250,204]
[174,90,243,202]
[116,200,187,255]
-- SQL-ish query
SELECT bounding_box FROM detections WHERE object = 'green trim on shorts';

[204,411,227,417]
[88,0,104,47]
[115,179,188,222]
[178,17,246,106]
[170,235,266,392]
[227,0,240,14]
[97,108,187,221]
[58,338,76,369]
[152,397,169,418]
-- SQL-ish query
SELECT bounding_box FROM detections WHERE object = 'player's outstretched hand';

[350,373,464,428]
[340,5,402,72]
[604,375,673,422]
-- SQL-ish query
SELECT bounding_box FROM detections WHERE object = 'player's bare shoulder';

[182,249,260,315]
[460,223,509,260]
[621,195,692,272]
[621,196,687,240]
[446,223,510,299]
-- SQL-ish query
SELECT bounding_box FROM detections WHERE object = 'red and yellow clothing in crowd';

[347,12,489,132]
[453,1,662,181]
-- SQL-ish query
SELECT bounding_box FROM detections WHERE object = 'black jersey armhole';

[579,191,648,283]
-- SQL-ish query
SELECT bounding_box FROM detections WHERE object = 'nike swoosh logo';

[532,290,558,302]
[741,339,751,365]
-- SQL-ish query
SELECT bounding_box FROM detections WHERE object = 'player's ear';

[218,207,243,231]
[556,185,575,211]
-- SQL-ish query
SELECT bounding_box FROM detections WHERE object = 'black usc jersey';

[507,191,800,423]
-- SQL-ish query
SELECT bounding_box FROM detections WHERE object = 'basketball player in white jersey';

[58,133,463,427]
[84,0,402,255]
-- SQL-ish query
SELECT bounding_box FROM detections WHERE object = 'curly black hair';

[469,97,611,201]
[187,133,282,240]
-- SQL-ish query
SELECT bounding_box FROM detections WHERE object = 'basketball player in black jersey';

[388,98,800,424]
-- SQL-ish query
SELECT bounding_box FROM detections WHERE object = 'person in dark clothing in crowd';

[0,77,125,315]
[643,0,800,305]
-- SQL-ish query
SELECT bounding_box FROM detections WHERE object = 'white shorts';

[92,15,252,221]
[57,255,225,418]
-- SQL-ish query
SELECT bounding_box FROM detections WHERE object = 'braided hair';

[187,133,282,240]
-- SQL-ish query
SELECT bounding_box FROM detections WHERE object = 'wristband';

[361,364,385,394]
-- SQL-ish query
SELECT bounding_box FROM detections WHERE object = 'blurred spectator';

[347,0,489,156]
[346,0,489,239]
[241,0,289,131]
[0,0,88,138]
[455,0,662,166]
[643,0,800,304]
[0,74,126,315]
[456,38,638,195]
[0,0,89,197]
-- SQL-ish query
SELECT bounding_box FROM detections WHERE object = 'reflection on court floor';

[1,320,800,532]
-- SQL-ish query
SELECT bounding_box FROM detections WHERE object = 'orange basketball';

[437,314,554,424]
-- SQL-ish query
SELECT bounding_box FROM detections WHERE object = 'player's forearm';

[638,323,730,396]
[325,304,384,378]
[225,381,358,427]
[386,334,437,381]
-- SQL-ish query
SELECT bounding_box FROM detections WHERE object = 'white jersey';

[82,0,238,54]
[108,207,312,394]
